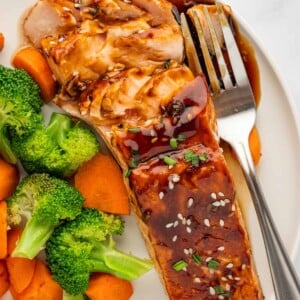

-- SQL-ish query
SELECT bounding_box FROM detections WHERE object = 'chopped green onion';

[192,253,203,264]
[222,292,232,298]
[191,155,200,167]
[164,59,171,69]
[170,137,178,148]
[130,148,140,156]
[184,150,194,162]
[128,127,141,133]
[172,260,187,271]
[124,168,131,178]
[163,156,177,166]
[214,285,224,294]
[176,134,185,142]
[130,157,139,168]
[199,152,208,162]
[207,259,219,269]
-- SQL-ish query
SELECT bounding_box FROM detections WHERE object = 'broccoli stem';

[63,290,86,300]
[46,113,72,144]
[90,237,153,281]
[12,217,56,259]
[0,125,17,163]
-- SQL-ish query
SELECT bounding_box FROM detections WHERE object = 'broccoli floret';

[12,112,99,177]
[46,208,153,295]
[7,173,85,259]
[0,65,43,163]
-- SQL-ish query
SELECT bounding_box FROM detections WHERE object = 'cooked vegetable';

[12,112,99,178]
[12,46,57,102]
[0,157,19,201]
[0,260,9,297]
[0,33,4,51]
[0,65,43,163]
[0,201,7,259]
[10,259,63,300]
[7,173,85,259]
[6,228,37,293]
[249,126,261,165]
[46,208,153,295]
[86,273,133,300]
[74,153,130,215]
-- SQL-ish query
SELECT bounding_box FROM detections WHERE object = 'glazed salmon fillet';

[22,0,263,298]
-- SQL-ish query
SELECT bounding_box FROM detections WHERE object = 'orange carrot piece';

[74,153,130,215]
[13,259,63,300]
[249,126,261,165]
[0,260,9,297]
[0,202,7,259]
[7,228,37,293]
[12,46,57,102]
[0,157,19,201]
[0,33,4,51]
[86,273,133,300]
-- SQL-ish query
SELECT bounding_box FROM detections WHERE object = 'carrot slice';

[0,157,19,201]
[249,126,261,165]
[6,228,37,293]
[12,259,63,300]
[0,260,9,297]
[86,273,133,300]
[0,33,4,51]
[12,46,57,102]
[0,201,7,259]
[74,153,130,215]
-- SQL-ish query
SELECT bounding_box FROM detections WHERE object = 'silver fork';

[180,4,300,299]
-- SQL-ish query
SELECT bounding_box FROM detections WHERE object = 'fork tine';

[216,3,250,87]
[203,6,233,90]
[190,9,221,95]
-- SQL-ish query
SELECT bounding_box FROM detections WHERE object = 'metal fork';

[180,4,300,299]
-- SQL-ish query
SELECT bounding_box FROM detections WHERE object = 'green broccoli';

[7,173,85,259]
[12,112,99,178]
[46,208,153,296]
[0,65,43,163]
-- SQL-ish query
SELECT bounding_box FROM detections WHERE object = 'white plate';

[1,1,299,299]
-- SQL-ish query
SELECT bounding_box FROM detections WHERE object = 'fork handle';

[232,140,300,300]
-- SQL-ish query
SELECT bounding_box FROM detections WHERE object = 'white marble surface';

[226,0,300,276]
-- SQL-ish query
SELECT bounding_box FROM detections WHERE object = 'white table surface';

[226,0,300,277]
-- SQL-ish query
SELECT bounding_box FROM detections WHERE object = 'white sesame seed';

[189,248,193,254]
[171,174,180,183]
[150,129,156,137]
[49,41,57,45]
[74,3,81,8]
[168,181,174,190]
[186,219,192,226]
[204,218,210,227]
[212,201,221,207]
[182,267,187,272]
[205,256,212,262]
[186,227,192,233]
[182,217,186,225]
[165,223,173,228]
[242,264,246,270]
[187,197,194,208]
[221,276,228,281]
[235,277,241,281]
[177,213,183,220]
[227,274,233,280]
[184,249,189,255]
[210,192,217,199]
[224,199,230,203]
[58,37,65,43]
[194,277,201,283]
[225,283,231,291]
[172,235,178,242]
[219,295,225,300]
[232,204,236,211]
[226,263,234,268]
[220,219,225,227]
[209,286,216,295]
[62,6,71,11]
[123,0,132,3]
[168,165,174,169]
[220,200,226,206]
[217,246,225,251]
[159,192,164,200]
[218,192,225,197]
[173,220,179,227]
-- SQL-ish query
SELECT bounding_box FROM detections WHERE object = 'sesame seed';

[171,174,180,183]
[186,219,192,226]
[219,295,225,300]
[62,6,71,11]
[235,277,241,281]
[184,249,189,255]
[182,217,186,225]
[150,129,156,137]
[168,181,174,190]
[186,227,192,233]
[165,223,173,228]
[227,274,233,280]
[232,204,236,211]
[174,220,179,227]
[189,248,193,254]
[194,277,201,283]
[205,257,212,262]
[242,264,246,270]
[225,283,231,291]
[221,277,228,281]
[182,267,187,272]
[217,246,225,251]
[74,3,81,8]
[210,192,217,199]
[168,165,174,170]
[177,213,183,220]
[49,41,57,45]
[224,199,230,203]
[204,218,210,227]
[159,192,164,200]
[226,263,233,268]
[220,200,226,206]
[58,37,65,42]
[209,286,216,295]
[218,192,225,197]
[212,201,221,207]
[187,197,194,208]
[172,235,178,242]
[123,0,132,3]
